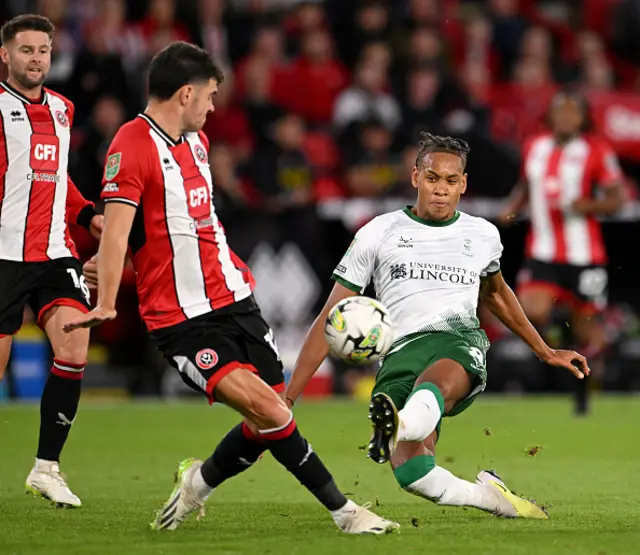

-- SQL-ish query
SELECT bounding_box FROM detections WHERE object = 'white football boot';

[25,460,82,508]
[151,458,207,531]
[332,501,400,535]
[476,470,548,519]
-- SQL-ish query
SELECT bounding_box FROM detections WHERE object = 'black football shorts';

[149,296,285,403]
[0,257,91,336]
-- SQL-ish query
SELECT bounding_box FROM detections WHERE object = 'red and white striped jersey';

[101,114,255,331]
[0,81,92,262]
[523,132,622,266]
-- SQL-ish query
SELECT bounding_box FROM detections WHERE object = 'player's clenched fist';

[83,254,98,289]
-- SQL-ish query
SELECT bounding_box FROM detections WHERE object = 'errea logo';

[397,236,413,248]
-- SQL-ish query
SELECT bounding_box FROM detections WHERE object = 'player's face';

[550,98,583,138]
[0,31,52,90]
[182,79,218,132]
[412,152,467,221]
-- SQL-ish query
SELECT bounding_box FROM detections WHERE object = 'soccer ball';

[324,296,395,364]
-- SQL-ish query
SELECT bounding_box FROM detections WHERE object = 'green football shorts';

[371,330,489,419]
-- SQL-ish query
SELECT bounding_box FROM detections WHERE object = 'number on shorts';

[577,268,607,299]
[264,328,281,361]
[67,268,90,303]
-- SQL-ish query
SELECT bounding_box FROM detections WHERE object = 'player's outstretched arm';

[479,271,590,379]
[63,202,136,332]
[285,283,358,407]
[498,180,528,226]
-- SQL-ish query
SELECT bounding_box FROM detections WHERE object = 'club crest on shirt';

[462,238,473,257]
[194,144,207,163]
[105,153,122,181]
[55,110,69,127]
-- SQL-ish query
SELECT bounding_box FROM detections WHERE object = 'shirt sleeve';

[481,223,504,277]
[331,221,379,293]
[101,129,146,207]
[593,141,623,188]
[66,177,96,229]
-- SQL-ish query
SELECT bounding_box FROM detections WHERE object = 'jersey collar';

[138,113,185,147]
[1,81,47,105]
[403,205,460,227]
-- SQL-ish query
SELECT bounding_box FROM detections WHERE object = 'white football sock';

[191,467,213,500]
[405,466,499,512]
[397,389,442,442]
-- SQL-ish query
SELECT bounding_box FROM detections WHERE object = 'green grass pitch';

[1,397,639,555]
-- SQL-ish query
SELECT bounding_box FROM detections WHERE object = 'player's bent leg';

[0,335,13,382]
[389,435,547,519]
[368,358,471,463]
[153,367,399,534]
[25,305,89,508]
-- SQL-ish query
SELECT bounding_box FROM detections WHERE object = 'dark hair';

[1,14,54,45]
[148,42,224,101]
[415,132,470,170]
[546,88,593,133]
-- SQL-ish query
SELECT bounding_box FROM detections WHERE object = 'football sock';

[198,422,267,495]
[260,413,348,511]
[36,359,84,462]
[397,382,444,442]
[394,456,499,512]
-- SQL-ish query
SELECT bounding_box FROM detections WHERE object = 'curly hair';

[415,132,470,170]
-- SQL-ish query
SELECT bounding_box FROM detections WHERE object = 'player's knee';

[245,388,291,430]
[53,330,88,365]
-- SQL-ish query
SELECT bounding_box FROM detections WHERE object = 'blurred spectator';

[344,1,391,67]
[71,95,126,203]
[82,0,146,75]
[360,41,393,73]
[243,57,286,146]
[252,112,314,211]
[406,26,444,69]
[519,25,558,80]
[489,0,528,77]
[455,13,500,82]
[286,29,349,126]
[333,61,401,136]
[38,0,77,91]
[209,142,251,219]
[400,65,443,141]
[235,25,290,106]
[65,22,132,124]
[405,0,440,27]
[193,0,230,67]
[283,1,327,55]
[512,55,553,87]
[345,118,402,198]
[137,0,192,48]
[203,69,254,162]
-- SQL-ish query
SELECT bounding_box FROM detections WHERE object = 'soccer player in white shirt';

[286,133,589,519]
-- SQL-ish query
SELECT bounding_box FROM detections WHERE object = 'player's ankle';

[190,466,213,500]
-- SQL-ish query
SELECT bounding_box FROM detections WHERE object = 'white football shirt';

[332,206,503,351]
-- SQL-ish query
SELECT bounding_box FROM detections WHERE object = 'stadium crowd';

[3,0,640,397]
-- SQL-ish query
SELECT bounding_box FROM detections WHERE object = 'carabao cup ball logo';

[195,348,218,370]
[194,144,207,163]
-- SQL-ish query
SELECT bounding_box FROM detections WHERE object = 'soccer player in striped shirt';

[0,14,103,507]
